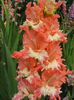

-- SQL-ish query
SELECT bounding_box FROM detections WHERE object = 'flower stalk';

[12,0,72,100]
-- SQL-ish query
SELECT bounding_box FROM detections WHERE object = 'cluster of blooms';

[12,0,72,100]
[59,0,67,16]
[1,0,23,22]
[69,3,74,26]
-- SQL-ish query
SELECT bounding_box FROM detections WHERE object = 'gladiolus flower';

[12,0,72,100]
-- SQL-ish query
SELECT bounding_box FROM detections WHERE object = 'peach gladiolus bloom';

[12,0,72,100]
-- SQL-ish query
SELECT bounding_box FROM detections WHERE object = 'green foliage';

[0,0,20,99]
[63,33,74,70]
[62,31,74,100]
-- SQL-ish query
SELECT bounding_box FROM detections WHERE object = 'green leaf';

[1,0,10,42]
[0,16,6,38]
[0,62,11,100]
[4,44,17,94]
